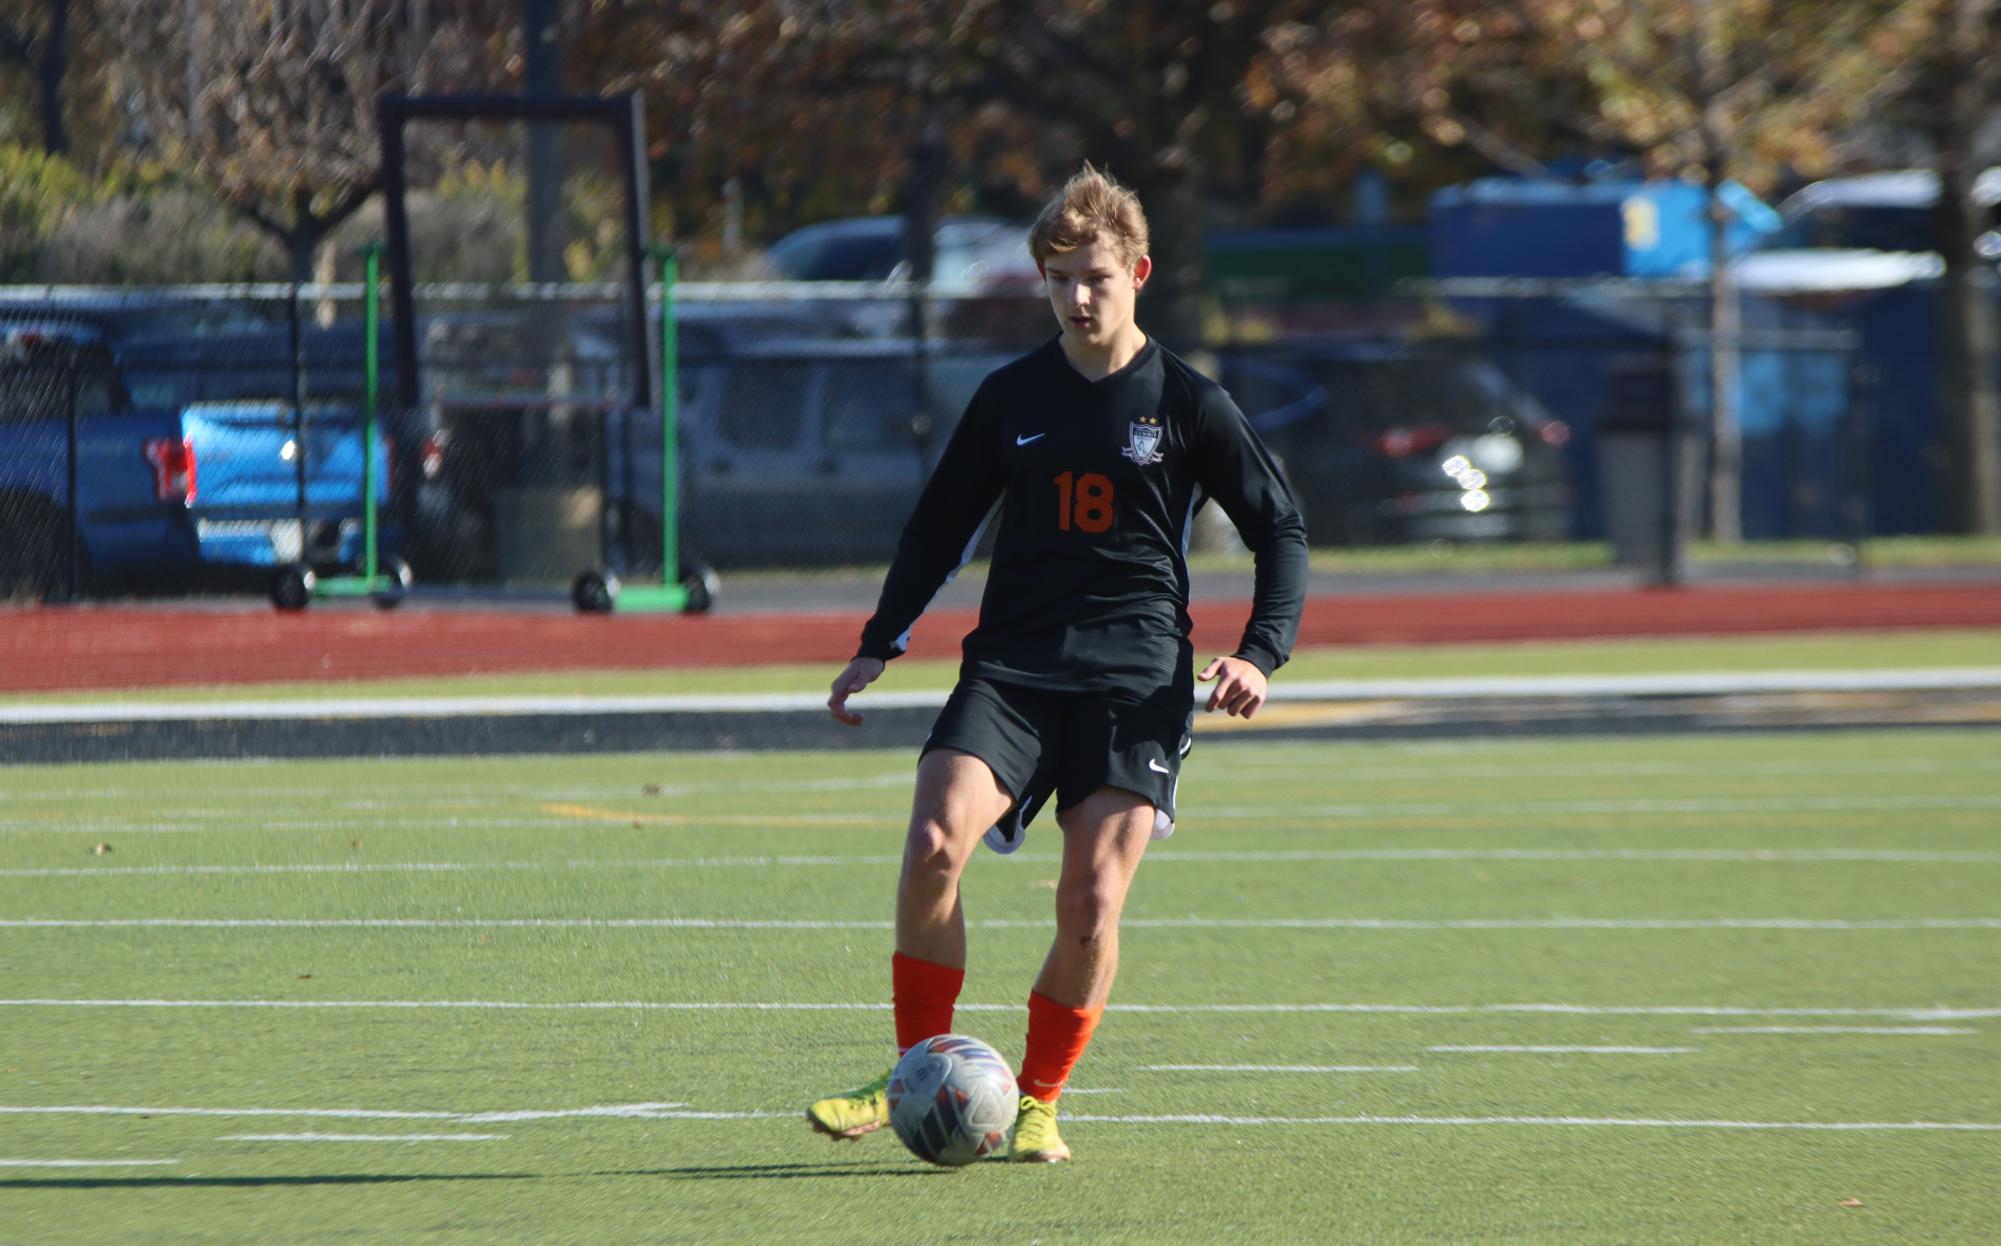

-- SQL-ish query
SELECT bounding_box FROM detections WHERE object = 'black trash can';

[1597,356,1700,579]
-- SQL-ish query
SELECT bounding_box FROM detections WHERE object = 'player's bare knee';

[901,818,963,886]
[1052,879,1121,945]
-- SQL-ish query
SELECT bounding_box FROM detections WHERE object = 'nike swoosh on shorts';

[1015,432,1046,445]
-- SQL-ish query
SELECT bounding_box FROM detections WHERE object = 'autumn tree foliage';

[1414,0,1933,540]
[99,0,511,280]
[5,0,1992,515]
[581,1,1492,344]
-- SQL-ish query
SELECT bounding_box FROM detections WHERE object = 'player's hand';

[827,657,886,726]
[1197,656,1268,719]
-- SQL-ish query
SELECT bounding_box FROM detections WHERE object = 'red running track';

[3,582,1998,694]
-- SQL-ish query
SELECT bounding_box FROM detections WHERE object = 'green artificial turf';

[2,729,1997,1243]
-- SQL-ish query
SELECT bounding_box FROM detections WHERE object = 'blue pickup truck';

[0,319,397,602]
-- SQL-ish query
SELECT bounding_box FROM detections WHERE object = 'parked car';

[113,309,618,587]
[763,214,1040,289]
[0,319,398,601]
[1230,344,1573,545]
[599,337,1018,569]
[1766,168,2001,259]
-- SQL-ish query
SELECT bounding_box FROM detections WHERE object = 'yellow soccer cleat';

[1009,1093,1071,1163]
[806,1067,893,1140]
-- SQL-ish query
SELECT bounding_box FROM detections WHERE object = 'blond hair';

[1028,164,1149,269]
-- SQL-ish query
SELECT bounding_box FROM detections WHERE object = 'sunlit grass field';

[2,728,1997,1243]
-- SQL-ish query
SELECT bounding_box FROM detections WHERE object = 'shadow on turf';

[633,1162,942,1180]
[0,1161,947,1191]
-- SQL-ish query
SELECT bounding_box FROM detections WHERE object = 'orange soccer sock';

[1016,990,1104,1102]
[892,951,966,1054]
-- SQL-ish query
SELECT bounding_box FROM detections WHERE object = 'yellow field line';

[538,802,880,828]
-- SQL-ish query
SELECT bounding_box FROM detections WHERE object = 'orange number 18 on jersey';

[1053,471,1115,534]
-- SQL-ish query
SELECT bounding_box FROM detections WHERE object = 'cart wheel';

[572,568,619,614]
[680,561,719,614]
[369,556,415,610]
[271,562,316,612]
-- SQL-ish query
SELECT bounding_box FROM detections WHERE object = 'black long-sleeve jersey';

[856,335,1309,697]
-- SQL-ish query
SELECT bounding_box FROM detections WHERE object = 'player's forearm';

[1234,509,1309,675]
[857,558,955,660]
[856,509,990,660]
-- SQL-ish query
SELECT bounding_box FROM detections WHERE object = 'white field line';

[173,1104,2001,1134]
[1690,1026,1977,1036]
[1426,1045,1695,1055]
[3,999,1997,1020]
[0,814,887,835]
[14,793,2001,835]
[1056,1113,2001,1132]
[6,917,1995,931]
[221,1133,506,1143]
[1144,848,2000,868]
[0,691,947,724]
[1145,1064,1421,1073]
[5,776,918,804]
[0,857,896,879]
[11,666,2001,725]
[1198,795,2001,818]
[17,1089,1977,1134]
[1138,849,2001,864]
[1203,757,2001,780]
[9,847,2001,880]
[12,757,2001,808]
[0,1158,179,1168]
[0,1103,685,1123]
[1274,669,2001,699]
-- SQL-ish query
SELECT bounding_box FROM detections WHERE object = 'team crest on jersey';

[1122,415,1165,465]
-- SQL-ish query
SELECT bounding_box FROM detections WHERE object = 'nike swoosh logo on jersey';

[1147,758,1172,774]
[1015,432,1046,445]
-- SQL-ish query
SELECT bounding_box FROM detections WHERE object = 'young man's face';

[1040,238,1150,350]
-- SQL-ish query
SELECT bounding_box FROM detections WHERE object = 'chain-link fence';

[0,275,1894,604]
[1435,281,1872,554]
[1219,279,1870,571]
[0,312,124,602]
[1,284,395,604]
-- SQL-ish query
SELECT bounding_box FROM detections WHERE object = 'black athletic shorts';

[922,676,1194,830]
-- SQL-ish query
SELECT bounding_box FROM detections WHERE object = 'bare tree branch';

[101,0,509,278]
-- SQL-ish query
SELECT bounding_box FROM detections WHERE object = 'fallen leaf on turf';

[91,843,112,855]
[351,840,362,849]
[642,784,663,796]
[1840,1199,1864,1209]
[297,974,312,980]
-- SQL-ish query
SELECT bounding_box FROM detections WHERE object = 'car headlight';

[1441,455,1488,490]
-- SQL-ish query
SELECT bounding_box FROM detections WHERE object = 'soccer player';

[807,164,1307,1163]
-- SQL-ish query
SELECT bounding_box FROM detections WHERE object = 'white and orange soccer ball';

[886,1034,1018,1167]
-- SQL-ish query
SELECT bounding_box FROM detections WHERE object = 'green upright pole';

[363,243,381,582]
[657,247,680,590]
[300,242,395,604]
[582,247,698,613]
